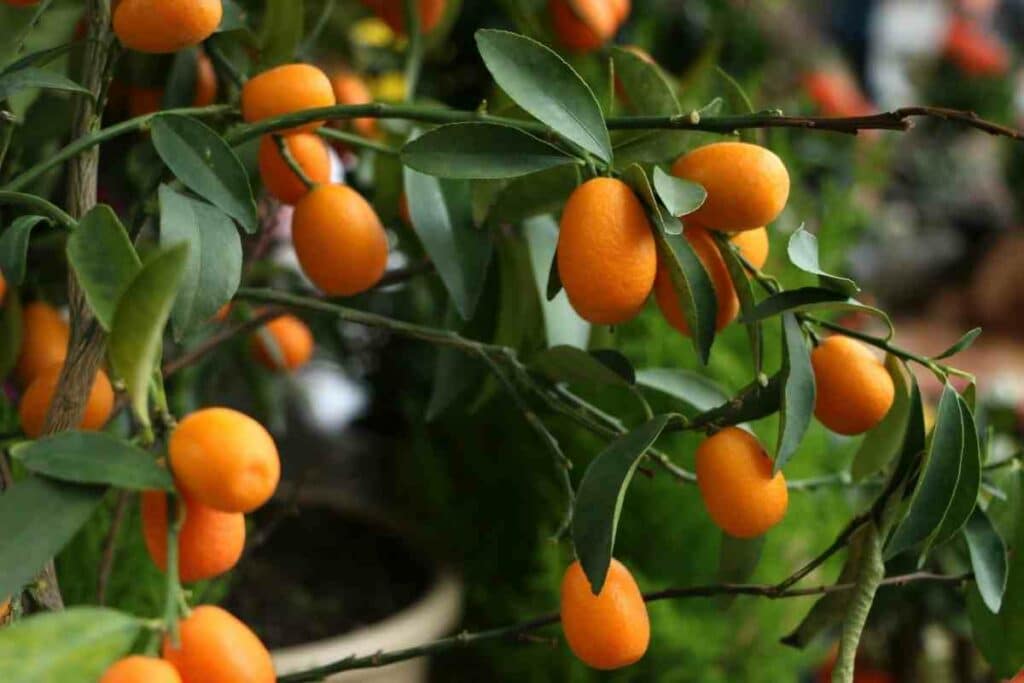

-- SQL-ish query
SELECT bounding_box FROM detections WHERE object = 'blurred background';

[3,0,1024,680]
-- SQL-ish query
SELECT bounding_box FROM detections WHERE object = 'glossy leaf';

[150,114,258,233]
[635,368,730,413]
[965,507,1008,614]
[933,327,982,361]
[775,313,815,472]
[11,431,173,491]
[523,216,590,348]
[0,476,104,601]
[0,67,89,101]
[573,415,671,593]
[787,226,860,296]
[401,123,578,179]
[108,244,190,427]
[0,608,141,683]
[403,167,493,320]
[259,0,304,68]
[888,375,927,493]
[715,233,763,375]
[741,287,894,338]
[655,228,717,364]
[610,46,680,115]
[475,30,612,162]
[886,384,964,558]
[159,186,243,340]
[0,215,50,286]
[931,396,981,547]
[652,166,707,218]
[486,165,579,228]
[530,345,634,388]
[851,356,911,481]
[65,205,142,331]
[623,163,677,235]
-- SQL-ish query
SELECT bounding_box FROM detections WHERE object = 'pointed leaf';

[66,205,142,330]
[523,216,590,348]
[0,67,89,101]
[930,395,981,547]
[965,507,1008,614]
[716,232,764,375]
[852,356,912,481]
[635,368,729,412]
[932,327,982,361]
[573,415,671,593]
[787,226,860,296]
[653,224,718,364]
[485,165,579,229]
[775,313,815,472]
[259,0,304,68]
[741,287,893,338]
[162,47,200,109]
[610,46,680,115]
[652,166,707,218]
[0,215,50,286]
[530,345,634,388]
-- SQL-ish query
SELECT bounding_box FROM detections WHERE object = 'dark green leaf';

[965,507,1008,614]
[0,215,50,286]
[0,608,141,683]
[159,186,242,340]
[612,130,692,166]
[150,114,258,233]
[401,123,577,179]
[523,216,590,348]
[622,163,678,234]
[890,375,926,489]
[546,247,562,300]
[852,356,911,481]
[403,167,493,320]
[886,384,964,558]
[742,287,893,338]
[787,226,860,297]
[162,47,200,109]
[931,396,981,547]
[610,46,680,115]
[717,533,764,590]
[259,0,304,68]
[653,229,717,364]
[0,67,89,101]
[652,166,707,218]
[65,205,142,331]
[486,165,579,228]
[217,0,249,32]
[715,232,763,375]
[775,313,815,472]
[0,294,22,381]
[11,431,173,491]
[573,415,671,593]
[475,30,612,162]
[635,368,729,412]
[530,345,634,388]
[932,327,982,361]
[0,476,104,601]
[108,244,190,427]
[1,42,80,77]
[715,67,756,143]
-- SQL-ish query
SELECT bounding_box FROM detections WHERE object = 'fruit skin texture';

[331,71,377,138]
[251,314,315,372]
[361,0,445,35]
[549,0,618,53]
[672,142,790,232]
[695,427,788,538]
[560,558,649,670]
[162,605,275,683]
[557,178,656,325]
[169,407,280,513]
[257,134,332,205]
[141,491,245,583]
[241,64,336,134]
[811,335,895,436]
[292,184,390,296]
[100,656,182,683]
[19,363,114,438]
[16,301,69,386]
[113,0,222,54]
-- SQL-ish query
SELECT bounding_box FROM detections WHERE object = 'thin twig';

[161,307,286,377]
[96,491,131,605]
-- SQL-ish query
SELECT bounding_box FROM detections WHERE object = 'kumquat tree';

[0,0,1023,682]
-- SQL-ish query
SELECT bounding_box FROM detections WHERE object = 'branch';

[161,307,286,377]
[96,491,131,605]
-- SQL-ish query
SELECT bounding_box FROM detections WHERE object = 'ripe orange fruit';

[162,606,275,683]
[193,51,218,107]
[257,134,332,205]
[556,177,656,325]
[944,15,1009,77]
[241,64,336,134]
[398,192,412,227]
[127,87,164,118]
[0,597,10,620]
[361,0,446,35]
[169,407,280,513]
[18,362,114,438]
[141,491,245,583]
[331,71,377,138]
[250,314,314,372]
[549,0,619,53]
[802,70,873,118]
[811,335,895,435]
[730,226,769,270]
[100,656,182,683]
[671,142,790,232]
[560,558,649,670]
[16,301,69,386]
[292,184,390,296]
[113,0,222,54]
[695,427,788,538]
[609,0,630,23]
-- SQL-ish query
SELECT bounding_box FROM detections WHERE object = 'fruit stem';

[273,134,315,190]
[0,191,76,228]
[317,126,399,156]
[162,494,185,648]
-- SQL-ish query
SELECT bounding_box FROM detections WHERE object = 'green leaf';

[259,0,304,68]
[717,533,764,587]
[475,30,612,162]
[162,47,200,109]
[1,42,80,77]
[0,294,22,380]
[65,205,142,331]
[158,186,242,341]
[715,66,756,143]
[529,345,634,388]
[635,368,729,413]
[573,415,671,593]
[886,384,964,558]
[655,230,718,364]
[485,165,579,228]
[0,215,49,286]
[0,476,104,601]
[741,287,894,338]
[609,46,680,115]
[652,167,707,218]
[715,232,763,375]
[150,114,258,233]
[0,608,141,683]
[0,67,89,101]
[932,327,982,361]
[787,226,860,297]
[11,431,173,491]
[622,163,678,235]
[108,244,190,427]
[965,507,1008,614]
[851,356,912,481]
[401,123,578,179]
[775,313,815,473]
[523,216,590,348]
[217,0,249,32]
[930,396,981,547]
[612,130,692,166]
[403,167,493,320]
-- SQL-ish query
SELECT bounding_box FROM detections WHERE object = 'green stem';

[832,523,885,683]
[273,134,314,189]
[402,0,424,101]
[162,495,185,647]
[0,190,76,227]
[298,0,336,59]
[317,126,399,155]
